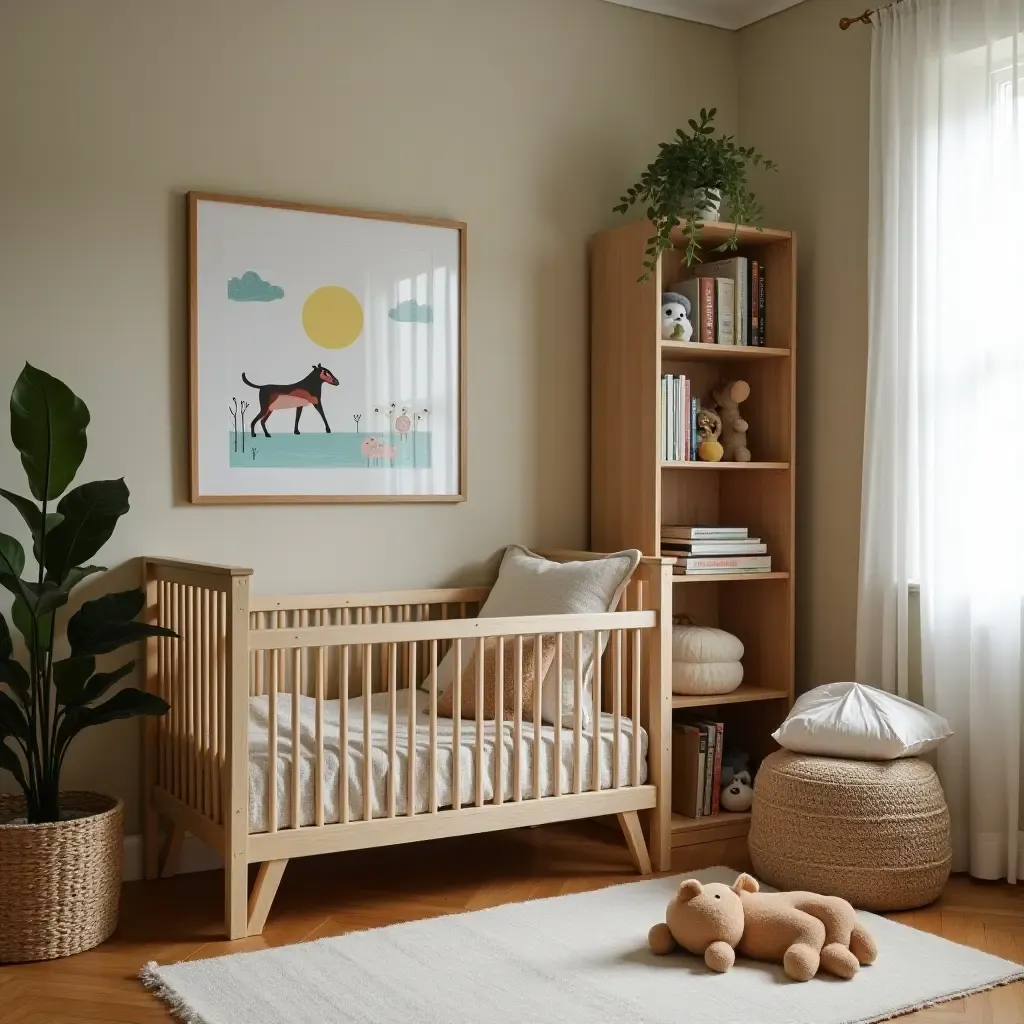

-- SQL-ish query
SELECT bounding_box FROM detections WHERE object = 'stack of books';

[661,525,771,576]
[673,257,766,347]
[659,375,702,462]
[672,716,725,818]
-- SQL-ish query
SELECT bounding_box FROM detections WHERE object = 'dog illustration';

[242,364,339,437]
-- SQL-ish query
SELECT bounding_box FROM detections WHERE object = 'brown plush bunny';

[648,874,878,982]
[712,380,752,462]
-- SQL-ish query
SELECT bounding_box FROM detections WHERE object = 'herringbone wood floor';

[2,821,1024,1023]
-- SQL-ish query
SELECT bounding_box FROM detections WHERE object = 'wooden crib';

[141,552,672,939]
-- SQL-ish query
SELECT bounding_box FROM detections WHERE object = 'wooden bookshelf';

[590,218,796,869]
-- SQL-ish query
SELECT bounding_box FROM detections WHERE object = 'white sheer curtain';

[857,0,1024,881]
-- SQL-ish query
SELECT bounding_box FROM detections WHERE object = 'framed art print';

[188,193,466,503]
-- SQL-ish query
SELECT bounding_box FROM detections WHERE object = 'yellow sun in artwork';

[301,286,363,349]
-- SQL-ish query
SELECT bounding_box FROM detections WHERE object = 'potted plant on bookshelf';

[614,107,776,280]
[0,364,176,963]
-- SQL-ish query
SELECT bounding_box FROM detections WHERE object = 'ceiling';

[600,0,806,30]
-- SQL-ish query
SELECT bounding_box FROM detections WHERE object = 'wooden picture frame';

[187,192,467,504]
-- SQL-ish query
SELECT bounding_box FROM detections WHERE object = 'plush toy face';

[721,769,754,812]
[665,878,746,957]
[661,293,693,342]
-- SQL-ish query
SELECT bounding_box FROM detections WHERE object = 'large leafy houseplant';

[0,364,174,824]
[614,107,777,279]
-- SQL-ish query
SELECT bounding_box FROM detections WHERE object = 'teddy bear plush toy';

[661,292,693,343]
[648,874,878,982]
[712,380,752,462]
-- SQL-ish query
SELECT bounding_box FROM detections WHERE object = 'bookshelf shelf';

[661,341,790,361]
[591,216,795,869]
[662,461,789,471]
[674,571,790,584]
[671,684,789,709]
[671,810,752,834]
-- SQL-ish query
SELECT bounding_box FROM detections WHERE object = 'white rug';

[142,867,1024,1024]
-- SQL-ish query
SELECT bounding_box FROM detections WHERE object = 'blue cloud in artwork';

[388,299,433,324]
[228,271,284,302]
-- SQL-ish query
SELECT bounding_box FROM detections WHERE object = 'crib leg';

[159,824,187,878]
[617,811,652,875]
[247,859,289,936]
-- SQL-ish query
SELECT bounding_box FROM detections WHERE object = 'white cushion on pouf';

[772,681,952,760]
[672,661,744,695]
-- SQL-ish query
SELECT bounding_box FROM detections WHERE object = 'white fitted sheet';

[248,691,647,833]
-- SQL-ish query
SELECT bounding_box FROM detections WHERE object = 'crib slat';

[632,627,641,787]
[341,608,351,825]
[218,592,227,823]
[494,635,504,807]
[553,634,562,798]
[513,635,523,802]
[201,588,211,817]
[429,639,438,814]
[269,647,279,833]
[186,586,196,809]
[387,642,397,818]
[158,582,169,794]
[170,585,179,800]
[475,637,485,807]
[573,632,583,795]
[291,644,301,829]
[533,634,542,801]
[452,638,462,811]
[363,644,373,822]
[213,591,222,824]
[407,642,417,818]
[592,629,601,794]
[315,637,325,828]
[612,629,622,790]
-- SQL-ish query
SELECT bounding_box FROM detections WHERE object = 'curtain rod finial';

[839,7,874,29]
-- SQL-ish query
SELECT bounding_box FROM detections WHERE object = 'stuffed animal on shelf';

[661,292,693,342]
[712,380,752,462]
[721,769,754,812]
[696,408,724,462]
[648,874,878,982]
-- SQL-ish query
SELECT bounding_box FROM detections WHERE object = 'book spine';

[716,279,735,345]
[681,556,772,570]
[700,278,715,344]
[683,377,690,461]
[695,731,707,818]
[750,260,760,347]
[670,377,677,461]
[691,396,698,460]
[711,722,724,814]
[737,260,748,345]
[757,263,766,346]
[702,722,715,815]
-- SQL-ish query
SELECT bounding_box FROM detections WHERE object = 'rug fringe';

[849,966,1024,1024]
[139,961,213,1024]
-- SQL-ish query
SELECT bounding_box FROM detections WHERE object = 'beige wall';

[0,0,739,830]
[738,0,872,693]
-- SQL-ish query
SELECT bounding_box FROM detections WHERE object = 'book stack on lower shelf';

[662,525,772,577]
[672,716,724,819]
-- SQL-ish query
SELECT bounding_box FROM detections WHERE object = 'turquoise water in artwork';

[228,432,432,469]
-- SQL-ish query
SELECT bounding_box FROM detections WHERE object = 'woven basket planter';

[749,751,951,912]
[0,791,123,963]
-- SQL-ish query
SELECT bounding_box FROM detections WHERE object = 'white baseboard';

[122,832,223,882]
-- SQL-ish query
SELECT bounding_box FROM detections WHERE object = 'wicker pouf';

[0,792,123,963]
[749,750,951,911]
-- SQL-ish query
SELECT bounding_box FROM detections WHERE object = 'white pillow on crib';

[430,545,641,728]
[772,681,952,760]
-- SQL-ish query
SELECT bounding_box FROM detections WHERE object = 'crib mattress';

[248,691,648,833]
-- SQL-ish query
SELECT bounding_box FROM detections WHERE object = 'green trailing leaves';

[67,588,176,658]
[612,107,777,279]
[10,363,90,502]
[44,479,130,584]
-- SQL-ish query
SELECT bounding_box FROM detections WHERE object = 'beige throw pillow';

[437,635,557,720]
[431,545,641,727]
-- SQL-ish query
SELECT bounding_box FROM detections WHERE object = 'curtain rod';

[839,0,903,29]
